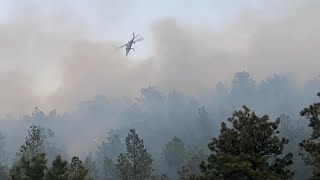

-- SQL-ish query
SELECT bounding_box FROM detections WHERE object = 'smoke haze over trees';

[0,0,319,179]
[0,71,319,179]
[0,0,317,113]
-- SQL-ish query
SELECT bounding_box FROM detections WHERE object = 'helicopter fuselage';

[125,38,136,56]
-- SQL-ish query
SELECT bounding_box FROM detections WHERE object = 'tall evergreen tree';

[299,92,320,179]
[197,107,213,144]
[97,130,125,161]
[0,132,6,162]
[83,153,98,180]
[151,173,169,180]
[229,71,256,107]
[10,153,48,180]
[28,107,63,165]
[178,166,197,180]
[102,157,119,180]
[0,132,8,180]
[68,156,91,180]
[46,155,69,180]
[198,105,293,180]
[24,153,47,180]
[116,129,153,180]
[278,114,312,179]
[96,129,124,179]
[0,165,7,180]
[179,149,207,179]
[18,125,45,160]
[10,125,48,179]
[161,136,187,178]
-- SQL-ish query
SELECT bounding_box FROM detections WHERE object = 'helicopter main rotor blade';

[134,37,144,43]
[113,43,127,52]
[119,43,127,48]
[134,34,140,38]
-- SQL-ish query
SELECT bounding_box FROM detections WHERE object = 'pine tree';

[68,156,91,180]
[198,105,293,180]
[24,153,47,180]
[178,166,192,180]
[0,164,8,180]
[278,114,312,179]
[0,132,6,162]
[0,132,8,180]
[97,130,125,161]
[151,173,169,180]
[18,125,45,160]
[9,164,23,180]
[197,107,214,146]
[299,92,320,179]
[10,125,48,179]
[96,129,124,179]
[29,107,59,165]
[116,129,153,180]
[179,149,207,178]
[102,157,119,180]
[161,136,187,178]
[10,153,48,180]
[46,155,69,180]
[83,153,98,180]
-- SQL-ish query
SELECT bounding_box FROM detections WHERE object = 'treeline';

[0,92,319,179]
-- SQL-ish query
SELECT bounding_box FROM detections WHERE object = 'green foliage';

[230,71,256,101]
[101,157,119,180]
[198,105,293,180]
[278,114,312,179]
[9,164,23,180]
[180,149,207,178]
[299,92,320,179]
[116,129,153,180]
[68,156,91,180]
[0,132,8,180]
[30,107,65,165]
[178,166,193,180]
[29,107,55,143]
[160,174,168,180]
[96,129,124,179]
[25,153,47,180]
[151,173,169,180]
[161,136,187,178]
[10,125,49,180]
[83,153,98,180]
[97,129,125,161]
[9,153,48,180]
[14,124,53,165]
[0,132,7,163]
[0,164,8,180]
[178,166,201,180]
[18,125,45,160]
[46,155,69,180]
[197,107,214,145]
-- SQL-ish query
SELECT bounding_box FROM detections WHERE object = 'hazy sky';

[0,0,318,115]
[0,0,319,159]
[0,0,263,94]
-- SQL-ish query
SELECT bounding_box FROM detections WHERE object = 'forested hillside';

[0,72,319,180]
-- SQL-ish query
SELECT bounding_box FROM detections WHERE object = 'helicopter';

[119,32,144,56]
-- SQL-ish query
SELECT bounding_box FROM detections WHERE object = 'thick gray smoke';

[0,0,319,168]
[0,0,319,114]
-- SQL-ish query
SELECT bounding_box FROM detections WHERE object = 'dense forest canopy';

[0,71,319,179]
